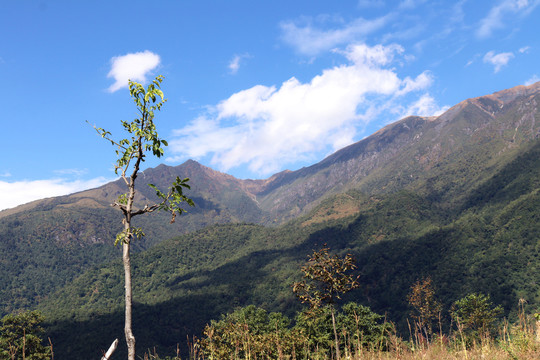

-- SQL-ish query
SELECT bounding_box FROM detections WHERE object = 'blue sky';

[1,0,539,211]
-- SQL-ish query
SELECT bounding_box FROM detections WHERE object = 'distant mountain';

[0,160,266,313]
[5,80,539,227]
[247,81,540,221]
[1,81,540,358]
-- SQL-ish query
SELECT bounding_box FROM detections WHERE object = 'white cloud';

[483,50,514,72]
[340,43,403,65]
[396,71,433,95]
[229,55,242,74]
[280,15,391,56]
[519,46,531,53]
[401,94,450,118]
[477,0,540,38]
[169,43,442,176]
[525,74,540,85]
[228,54,251,74]
[107,50,161,92]
[0,177,110,211]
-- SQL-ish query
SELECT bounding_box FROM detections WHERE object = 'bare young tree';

[407,277,442,341]
[90,76,194,360]
[293,244,359,360]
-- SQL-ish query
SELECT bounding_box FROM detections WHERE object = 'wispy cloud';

[107,50,161,92]
[408,1,468,56]
[519,46,531,53]
[0,177,110,211]
[357,0,385,8]
[228,53,251,74]
[53,168,89,177]
[401,94,450,118]
[483,50,514,72]
[228,55,242,74]
[465,53,481,67]
[168,43,445,176]
[280,15,391,56]
[477,0,540,38]
[525,74,540,85]
[399,0,427,9]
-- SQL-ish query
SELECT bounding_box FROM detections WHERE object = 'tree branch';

[101,339,118,360]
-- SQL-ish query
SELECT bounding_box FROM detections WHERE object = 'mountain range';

[1,81,540,358]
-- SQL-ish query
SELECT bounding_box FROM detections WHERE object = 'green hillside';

[37,140,540,358]
[0,203,122,313]
[0,161,267,316]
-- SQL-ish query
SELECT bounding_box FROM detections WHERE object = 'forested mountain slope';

[40,139,540,358]
[0,157,275,313]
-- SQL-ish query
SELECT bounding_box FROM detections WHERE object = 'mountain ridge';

[3,81,539,221]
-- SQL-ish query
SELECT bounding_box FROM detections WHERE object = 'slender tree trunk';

[124,165,138,360]
[123,192,136,360]
[331,307,341,360]
[123,239,135,360]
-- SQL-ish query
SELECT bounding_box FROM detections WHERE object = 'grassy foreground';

[144,336,540,360]
[141,312,540,360]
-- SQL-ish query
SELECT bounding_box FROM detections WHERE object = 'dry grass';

[148,332,540,360]
[146,312,540,360]
[351,344,535,360]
